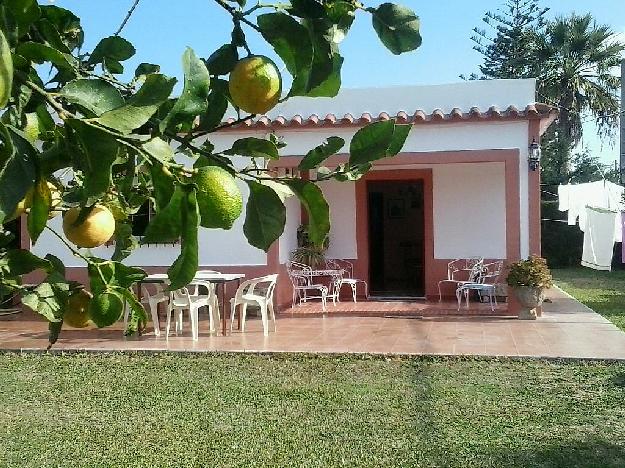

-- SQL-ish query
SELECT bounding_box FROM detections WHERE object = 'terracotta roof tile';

[220,104,557,130]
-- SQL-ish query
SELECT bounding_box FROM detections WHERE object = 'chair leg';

[438,282,443,302]
[229,301,236,333]
[321,290,327,312]
[166,306,173,338]
[456,288,462,311]
[241,304,248,331]
[351,283,357,303]
[268,301,277,332]
[190,306,198,340]
[260,303,269,337]
[148,300,160,337]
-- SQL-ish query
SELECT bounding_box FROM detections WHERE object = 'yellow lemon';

[0,29,12,109]
[10,182,63,220]
[62,205,116,248]
[228,55,281,114]
[193,166,243,229]
[64,290,92,328]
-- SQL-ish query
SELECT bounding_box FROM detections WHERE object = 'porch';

[2,288,625,360]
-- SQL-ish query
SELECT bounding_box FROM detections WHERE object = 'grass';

[552,268,625,331]
[1,353,625,467]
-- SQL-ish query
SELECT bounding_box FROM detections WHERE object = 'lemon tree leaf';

[349,120,396,165]
[59,79,124,116]
[298,136,344,170]
[88,291,125,327]
[0,127,36,224]
[16,41,77,71]
[141,136,174,164]
[198,79,229,132]
[5,0,41,38]
[111,222,137,261]
[48,320,63,348]
[134,63,160,77]
[284,179,330,247]
[39,5,84,51]
[204,44,238,76]
[22,271,71,323]
[118,288,147,335]
[67,119,119,204]
[387,123,411,156]
[142,186,184,244]
[369,3,422,55]
[149,162,176,211]
[0,248,50,275]
[257,13,314,96]
[27,176,52,243]
[160,48,210,132]
[224,137,279,160]
[87,36,136,68]
[244,181,286,251]
[97,73,176,134]
[167,189,199,290]
[289,0,325,18]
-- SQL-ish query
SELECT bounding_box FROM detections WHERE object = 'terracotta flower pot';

[513,286,545,320]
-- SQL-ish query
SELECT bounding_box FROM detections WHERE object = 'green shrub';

[506,255,553,288]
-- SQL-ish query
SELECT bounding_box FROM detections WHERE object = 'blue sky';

[53,0,625,162]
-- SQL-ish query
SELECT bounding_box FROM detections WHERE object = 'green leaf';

[204,44,238,76]
[142,186,184,244]
[370,3,422,55]
[112,222,137,261]
[387,123,411,156]
[224,137,279,160]
[27,176,51,243]
[88,291,124,327]
[0,127,36,224]
[88,36,136,67]
[134,63,160,77]
[160,48,210,132]
[21,272,71,322]
[38,18,71,53]
[59,79,124,116]
[243,181,286,251]
[40,5,84,51]
[5,0,41,38]
[16,42,77,72]
[298,136,344,170]
[0,249,50,276]
[97,74,176,134]
[349,120,396,165]
[44,253,65,275]
[290,0,325,18]
[48,320,63,348]
[118,287,147,335]
[149,162,175,211]
[67,120,119,204]
[257,13,314,96]
[167,189,199,290]
[302,20,342,97]
[284,179,330,247]
[141,137,174,164]
[198,79,229,132]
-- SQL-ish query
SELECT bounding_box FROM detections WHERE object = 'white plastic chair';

[456,261,504,311]
[229,274,278,336]
[437,257,484,301]
[189,280,220,334]
[327,259,368,302]
[165,282,214,340]
[286,261,328,311]
[123,283,168,336]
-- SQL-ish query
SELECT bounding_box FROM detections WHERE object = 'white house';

[30,78,556,310]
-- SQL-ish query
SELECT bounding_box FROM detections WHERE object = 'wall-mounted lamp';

[528,138,541,171]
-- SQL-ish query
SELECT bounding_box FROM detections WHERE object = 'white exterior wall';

[318,180,357,260]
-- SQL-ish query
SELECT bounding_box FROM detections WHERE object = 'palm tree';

[536,13,624,179]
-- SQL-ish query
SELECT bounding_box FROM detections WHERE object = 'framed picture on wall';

[387,198,406,219]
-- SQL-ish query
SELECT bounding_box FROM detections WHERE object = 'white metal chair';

[327,259,368,302]
[229,274,278,336]
[456,260,504,311]
[166,281,215,340]
[437,257,484,301]
[123,283,167,336]
[286,261,328,311]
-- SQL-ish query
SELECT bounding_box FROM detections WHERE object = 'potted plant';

[290,224,329,268]
[506,255,553,320]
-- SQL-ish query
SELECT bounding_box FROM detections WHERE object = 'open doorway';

[367,180,425,297]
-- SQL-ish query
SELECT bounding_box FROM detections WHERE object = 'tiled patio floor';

[2,287,625,360]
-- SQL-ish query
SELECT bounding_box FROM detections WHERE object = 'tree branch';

[115,0,142,36]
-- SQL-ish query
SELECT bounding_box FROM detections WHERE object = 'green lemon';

[228,55,281,115]
[0,29,13,109]
[64,290,92,328]
[194,166,243,229]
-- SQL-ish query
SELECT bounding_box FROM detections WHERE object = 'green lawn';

[1,353,625,467]
[553,268,625,331]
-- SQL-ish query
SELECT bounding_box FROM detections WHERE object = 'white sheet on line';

[581,207,617,271]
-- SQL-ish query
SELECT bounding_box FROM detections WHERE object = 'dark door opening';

[367,180,425,297]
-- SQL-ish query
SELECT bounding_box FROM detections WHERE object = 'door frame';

[354,169,434,298]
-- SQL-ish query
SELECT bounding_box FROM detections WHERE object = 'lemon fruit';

[10,182,63,220]
[193,166,243,229]
[228,56,281,114]
[64,290,92,328]
[0,29,13,109]
[62,205,116,248]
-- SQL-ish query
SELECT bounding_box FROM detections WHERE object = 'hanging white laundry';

[558,184,570,211]
[581,207,617,271]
